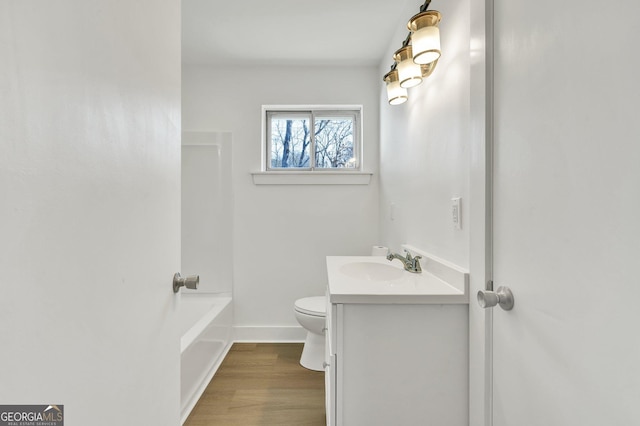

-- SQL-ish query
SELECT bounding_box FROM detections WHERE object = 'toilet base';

[299,331,324,371]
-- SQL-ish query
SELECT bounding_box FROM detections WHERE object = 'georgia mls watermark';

[0,405,63,426]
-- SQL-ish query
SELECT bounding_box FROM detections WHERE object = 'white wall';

[0,1,181,424]
[378,0,473,421]
[182,65,380,337]
[379,0,470,268]
[182,132,233,294]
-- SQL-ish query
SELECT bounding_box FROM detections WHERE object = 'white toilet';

[294,296,326,371]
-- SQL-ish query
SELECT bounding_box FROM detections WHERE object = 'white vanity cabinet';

[325,252,469,426]
[324,294,337,426]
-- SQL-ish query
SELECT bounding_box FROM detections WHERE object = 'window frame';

[263,105,363,172]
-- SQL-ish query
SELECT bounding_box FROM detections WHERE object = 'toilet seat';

[294,296,326,317]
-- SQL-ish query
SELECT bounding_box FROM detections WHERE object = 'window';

[264,106,361,171]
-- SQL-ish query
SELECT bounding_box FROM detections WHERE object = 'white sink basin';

[338,261,404,281]
[326,255,469,304]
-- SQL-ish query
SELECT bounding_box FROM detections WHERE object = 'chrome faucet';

[386,250,422,273]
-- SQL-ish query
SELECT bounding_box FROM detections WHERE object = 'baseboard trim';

[233,325,307,342]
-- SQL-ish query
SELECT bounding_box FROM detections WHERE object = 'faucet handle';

[411,255,423,273]
[403,249,422,261]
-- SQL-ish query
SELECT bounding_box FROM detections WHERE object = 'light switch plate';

[451,197,461,229]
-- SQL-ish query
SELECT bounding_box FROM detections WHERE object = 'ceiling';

[182,0,417,67]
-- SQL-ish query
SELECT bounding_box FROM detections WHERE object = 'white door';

[491,1,640,425]
[0,2,182,425]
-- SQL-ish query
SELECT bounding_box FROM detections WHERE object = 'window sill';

[251,172,372,185]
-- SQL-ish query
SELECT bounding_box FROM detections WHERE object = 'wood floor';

[184,343,326,426]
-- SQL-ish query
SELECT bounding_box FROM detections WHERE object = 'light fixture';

[394,45,423,88]
[383,69,408,105]
[382,0,442,106]
[420,59,438,78]
[408,10,442,65]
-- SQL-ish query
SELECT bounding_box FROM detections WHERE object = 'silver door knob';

[477,286,514,311]
[173,272,199,293]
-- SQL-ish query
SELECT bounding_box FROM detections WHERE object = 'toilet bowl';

[294,296,326,371]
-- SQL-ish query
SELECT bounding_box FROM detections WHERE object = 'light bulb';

[383,69,408,105]
[408,11,442,65]
[393,45,422,89]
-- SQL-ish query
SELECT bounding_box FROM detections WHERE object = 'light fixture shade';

[383,69,408,105]
[393,46,422,88]
[408,11,442,65]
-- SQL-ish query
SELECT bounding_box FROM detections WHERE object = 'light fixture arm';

[419,0,432,13]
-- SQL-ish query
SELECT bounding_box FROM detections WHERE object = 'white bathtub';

[179,293,233,424]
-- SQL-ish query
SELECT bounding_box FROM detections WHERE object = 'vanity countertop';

[326,250,469,304]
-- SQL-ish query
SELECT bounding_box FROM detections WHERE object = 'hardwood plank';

[184,343,325,426]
